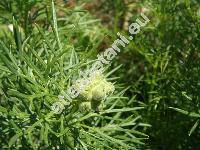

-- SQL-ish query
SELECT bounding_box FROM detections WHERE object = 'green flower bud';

[76,72,115,101]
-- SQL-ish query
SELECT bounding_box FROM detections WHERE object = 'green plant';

[0,0,147,149]
[109,0,199,149]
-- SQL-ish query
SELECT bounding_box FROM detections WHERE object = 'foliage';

[109,0,200,149]
[0,0,147,149]
[0,0,199,149]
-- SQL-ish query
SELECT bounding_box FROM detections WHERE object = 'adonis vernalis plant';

[0,0,148,149]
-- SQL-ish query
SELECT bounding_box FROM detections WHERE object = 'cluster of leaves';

[106,0,199,149]
[0,0,148,149]
[0,0,199,149]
